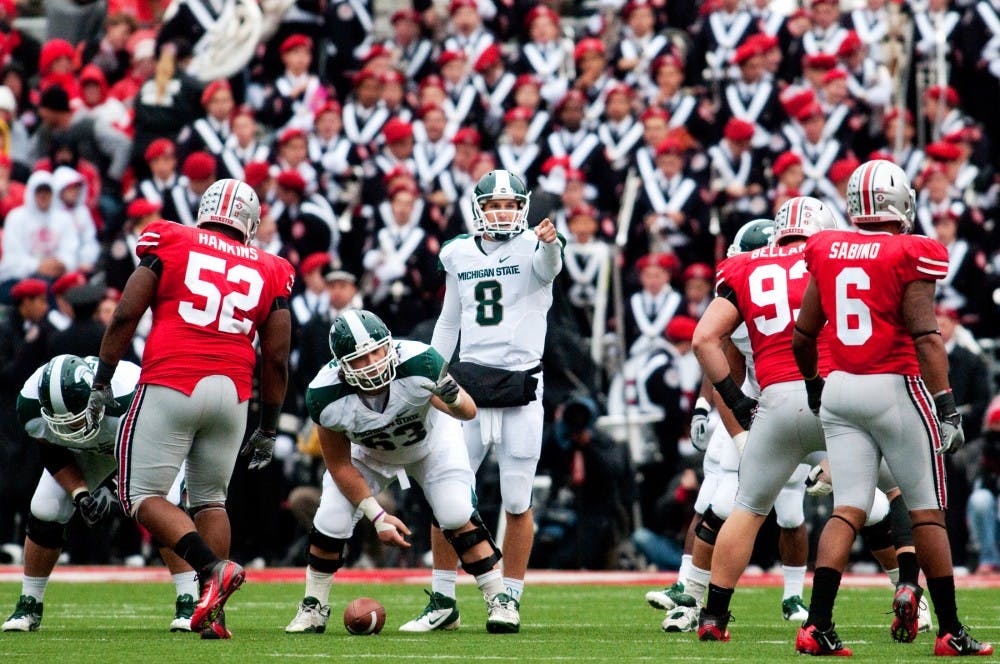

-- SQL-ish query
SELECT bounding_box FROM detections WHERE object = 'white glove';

[805,464,833,496]
[422,374,462,407]
[690,397,711,452]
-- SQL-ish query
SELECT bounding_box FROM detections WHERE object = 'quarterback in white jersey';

[409,169,562,633]
[285,310,519,635]
[3,355,197,634]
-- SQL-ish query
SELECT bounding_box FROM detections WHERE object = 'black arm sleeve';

[38,441,76,476]
[138,253,163,279]
[716,281,738,306]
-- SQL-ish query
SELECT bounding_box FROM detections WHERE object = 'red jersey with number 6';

[716,244,832,390]
[803,230,948,376]
[135,220,295,400]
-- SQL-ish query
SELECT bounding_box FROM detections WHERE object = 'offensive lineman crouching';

[285,310,517,634]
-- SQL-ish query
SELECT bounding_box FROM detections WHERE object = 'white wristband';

[732,431,749,456]
[694,397,711,413]
[358,496,395,533]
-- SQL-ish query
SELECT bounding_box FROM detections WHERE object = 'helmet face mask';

[38,354,100,445]
[846,160,915,232]
[329,310,398,392]
[772,196,836,245]
[728,218,776,256]
[197,178,262,244]
[472,170,530,241]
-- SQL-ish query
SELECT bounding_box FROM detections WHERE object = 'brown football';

[343,597,386,635]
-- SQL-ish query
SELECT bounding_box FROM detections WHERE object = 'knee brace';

[889,495,914,548]
[443,512,502,577]
[308,528,346,574]
[860,515,894,552]
[695,508,726,546]
[26,515,67,549]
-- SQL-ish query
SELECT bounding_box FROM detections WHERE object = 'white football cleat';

[2,595,42,632]
[285,596,331,634]
[170,593,194,632]
[645,581,697,611]
[661,606,699,632]
[399,590,460,632]
[918,595,933,633]
[485,592,520,634]
[782,595,809,622]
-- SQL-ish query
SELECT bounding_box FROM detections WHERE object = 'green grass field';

[1,581,997,662]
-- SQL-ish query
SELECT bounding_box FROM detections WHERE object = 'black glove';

[85,383,116,435]
[241,427,276,470]
[74,486,114,527]
[422,374,461,406]
[713,376,757,431]
[805,375,825,416]
[934,390,965,455]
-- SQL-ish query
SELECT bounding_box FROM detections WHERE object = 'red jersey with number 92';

[718,244,832,390]
[135,220,295,400]
[803,230,948,376]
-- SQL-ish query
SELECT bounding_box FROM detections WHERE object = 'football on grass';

[343,597,386,635]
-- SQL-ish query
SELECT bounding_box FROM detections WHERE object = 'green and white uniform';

[17,359,139,524]
[306,340,476,538]
[432,231,563,515]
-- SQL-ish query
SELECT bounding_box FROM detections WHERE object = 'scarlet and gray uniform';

[696,323,811,528]
[432,231,563,515]
[116,220,295,514]
[306,341,476,538]
[18,360,139,524]
[716,244,833,516]
[804,230,949,513]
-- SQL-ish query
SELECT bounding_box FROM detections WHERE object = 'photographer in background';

[534,397,634,569]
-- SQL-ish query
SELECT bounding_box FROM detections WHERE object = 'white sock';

[503,577,524,603]
[304,566,334,607]
[22,576,49,603]
[172,571,199,598]
[432,569,458,600]
[677,554,693,586]
[475,569,504,598]
[686,565,711,606]
[782,565,807,600]
[886,567,900,587]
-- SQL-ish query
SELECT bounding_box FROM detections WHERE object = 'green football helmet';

[328,310,398,391]
[38,354,100,444]
[472,169,530,241]
[727,218,776,257]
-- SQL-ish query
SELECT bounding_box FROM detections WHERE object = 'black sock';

[926,575,961,636]
[897,551,919,586]
[705,583,734,617]
[806,567,842,631]
[173,532,220,576]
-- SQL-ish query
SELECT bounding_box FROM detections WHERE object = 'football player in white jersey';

[401,169,563,633]
[285,310,518,635]
[2,355,198,634]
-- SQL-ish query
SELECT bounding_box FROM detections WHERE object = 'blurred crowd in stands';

[0,0,998,574]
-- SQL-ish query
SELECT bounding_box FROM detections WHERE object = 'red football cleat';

[697,609,731,642]
[891,582,922,643]
[191,560,245,632]
[934,629,994,656]
[201,609,231,640]
[795,624,853,656]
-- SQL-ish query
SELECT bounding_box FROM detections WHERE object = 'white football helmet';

[197,178,261,244]
[772,196,836,245]
[846,159,915,231]
[472,169,531,241]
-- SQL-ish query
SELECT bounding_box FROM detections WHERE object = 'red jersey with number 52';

[135,220,295,400]
[717,244,832,390]
[803,230,948,376]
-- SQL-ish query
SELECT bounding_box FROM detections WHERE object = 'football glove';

[85,383,115,435]
[690,397,711,452]
[75,486,115,527]
[241,427,276,470]
[934,391,965,455]
[804,464,833,496]
[422,375,462,407]
[804,375,825,416]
